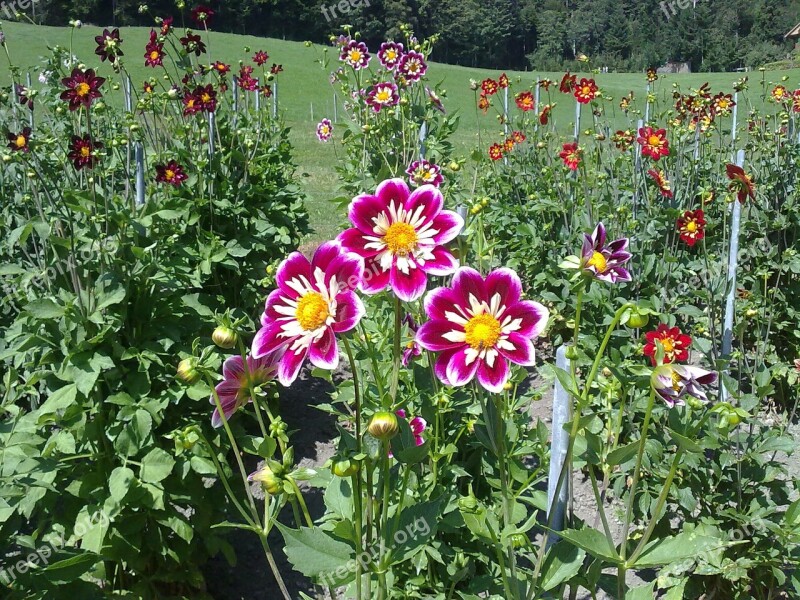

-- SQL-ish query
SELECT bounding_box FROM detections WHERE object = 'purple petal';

[593,223,607,247]
[404,185,443,226]
[348,193,390,234]
[429,210,464,245]
[497,332,536,366]
[420,246,459,276]
[278,346,308,387]
[445,348,480,387]
[434,348,459,385]
[374,178,410,212]
[476,356,510,393]
[390,264,428,302]
[338,227,381,258]
[332,290,365,333]
[252,322,289,358]
[416,320,464,352]
[277,252,313,296]
[310,241,344,273]
[423,286,463,321]
[451,267,487,305]
[359,259,391,294]
[504,300,550,338]
[309,327,339,369]
[486,268,522,312]
[221,355,245,380]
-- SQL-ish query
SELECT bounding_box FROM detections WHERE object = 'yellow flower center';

[464,313,501,350]
[383,222,418,256]
[15,135,26,148]
[671,369,682,391]
[661,338,675,353]
[386,50,397,60]
[80,146,90,157]
[581,85,592,96]
[201,93,212,103]
[648,134,661,147]
[165,169,175,181]
[295,292,329,331]
[187,99,195,108]
[376,89,391,102]
[150,50,160,60]
[76,82,91,97]
[587,251,607,273]
[348,50,362,62]
[686,221,697,233]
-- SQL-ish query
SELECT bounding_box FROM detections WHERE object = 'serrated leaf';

[556,528,619,564]
[540,539,586,591]
[276,524,354,586]
[140,448,175,483]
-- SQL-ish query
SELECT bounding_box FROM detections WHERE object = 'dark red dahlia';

[60,68,105,111]
[68,135,103,170]
[155,160,189,186]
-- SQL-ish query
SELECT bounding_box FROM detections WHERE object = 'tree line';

[14,0,800,71]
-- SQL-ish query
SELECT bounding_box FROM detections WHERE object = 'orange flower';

[771,85,788,103]
[488,143,504,161]
[637,126,669,161]
[559,72,576,94]
[559,142,582,170]
[612,129,635,151]
[539,104,552,125]
[481,78,499,96]
[478,95,490,114]
[646,67,658,83]
[504,138,515,152]
[574,77,597,104]
[498,73,509,88]
[511,131,526,144]
[792,90,800,114]
[677,209,706,247]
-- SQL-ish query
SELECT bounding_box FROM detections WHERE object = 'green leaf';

[633,529,726,568]
[667,428,703,454]
[607,440,640,467]
[556,528,620,564]
[109,466,136,502]
[140,448,175,483]
[38,384,79,415]
[626,582,655,599]
[94,286,127,312]
[276,524,355,586]
[545,365,581,400]
[540,539,586,591]
[41,552,100,583]
[25,299,64,319]
[391,498,441,563]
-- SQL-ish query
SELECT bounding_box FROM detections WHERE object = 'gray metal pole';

[418,122,427,160]
[546,345,572,548]
[134,143,145,207]
[721,149,746,401]
[208,112,216,159]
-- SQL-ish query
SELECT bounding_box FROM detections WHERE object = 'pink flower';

[252,242,365,386]
[378,41,404,70]
[416,268,549,393]
[396,410,427,445]
[210,354,280,428]
[338,179,463,303]
[398,50,427,82]
[316,118,333,142]
[406,159,443,187]
[340,40,370,70]
[366,81,399,112]
[401,314,421,367]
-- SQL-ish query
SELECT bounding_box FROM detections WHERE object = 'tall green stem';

[390,297,402,404]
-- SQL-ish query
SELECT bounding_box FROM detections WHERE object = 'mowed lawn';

[2,21,797,241]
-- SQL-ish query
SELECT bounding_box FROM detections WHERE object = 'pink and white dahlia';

[210,354,280,428]
[316,118,333,142]
[252,242,365,386]
[406,159,443,187]
[340,40,370,70]
[416,268,549,393]
[398,50,427,82]
[338,179,463,302]
[366,82,399,112]
[378,41,404,70]
[396,410,426,445]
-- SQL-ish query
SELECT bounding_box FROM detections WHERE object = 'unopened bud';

[212,326,237,349]
[177,357,201,385]
[368,411,398,441]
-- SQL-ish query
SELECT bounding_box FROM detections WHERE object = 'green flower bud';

[332,459,359,478]
[368,411,399,441]
[212,326,238,349]
[176,357,201,385]
[248,464,283,495]
[458,495,478,513]
[627,308,649,329]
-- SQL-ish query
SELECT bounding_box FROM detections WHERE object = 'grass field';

[2,21,798,240]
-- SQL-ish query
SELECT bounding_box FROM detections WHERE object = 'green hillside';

[2,21,797,240]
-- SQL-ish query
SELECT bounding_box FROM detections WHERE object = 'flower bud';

[448,161,460,172]
[212,326,238,349]
[332,459,359,478]
[176,357,201,385]
[627,308,649,329]
[248,464,283,495]
[458,495,478,513]
[368,411,398,440]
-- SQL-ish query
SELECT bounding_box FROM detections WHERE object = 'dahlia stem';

[390,296,402,404]
[342,335,362,451]
[377,440,392,600]
[352,472,365,600]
